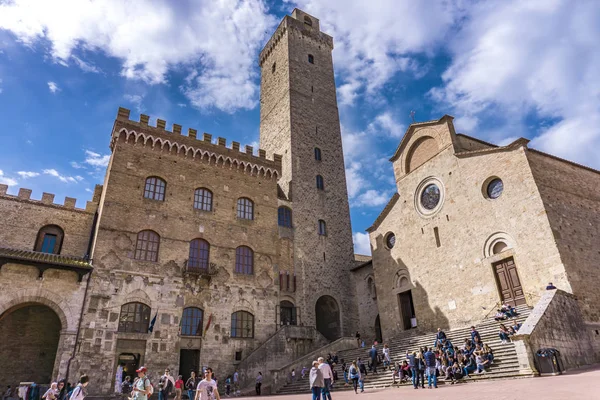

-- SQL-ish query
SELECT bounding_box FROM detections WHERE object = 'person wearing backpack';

[69,375,89,400]
[348,361,361,394]
[133,367,152,400]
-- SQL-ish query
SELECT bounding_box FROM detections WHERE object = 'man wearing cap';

[133,367,151,400]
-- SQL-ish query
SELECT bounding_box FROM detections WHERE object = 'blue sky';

[1,0,599,255]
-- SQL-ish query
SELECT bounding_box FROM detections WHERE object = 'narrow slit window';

[308,54,314,64]
[434,227,441,248]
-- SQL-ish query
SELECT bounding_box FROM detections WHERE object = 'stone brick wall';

[351,261,380,344]
[513,289,600,373]
[71,114,284,393]
[370,118,569,339]
[259,11,358,340]
[233,325,328,391]
[527,150,600,323]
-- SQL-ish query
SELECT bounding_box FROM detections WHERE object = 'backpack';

[145,378,154,396]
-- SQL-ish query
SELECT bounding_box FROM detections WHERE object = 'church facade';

[368,115,600,339]
[0,9,374,394]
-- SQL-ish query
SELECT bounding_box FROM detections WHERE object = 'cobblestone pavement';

[244,366,600,400]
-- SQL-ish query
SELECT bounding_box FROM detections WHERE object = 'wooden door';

[398,291,413,330]
[493,258,526,306]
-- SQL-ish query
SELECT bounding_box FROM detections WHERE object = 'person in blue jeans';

[423,347,438,389]
[310,361,324,400]
[406,351,420,389]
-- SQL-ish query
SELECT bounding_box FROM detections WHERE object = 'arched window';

[118,302,151,333]
[318,220,327,236]
[235,246,254,274]
[316,175,324,190]
[237,197,254,220]
[134,230,160,261]
[34,224,64,254]
[189,239,210,271]
[231,311,254,338]
[181,307,204,336]
[304,16,313,26]
[143,176,166,201]
[308,54,314,64]
[278,207,293,228]
[194,188,213,211]
[314,147,322,161]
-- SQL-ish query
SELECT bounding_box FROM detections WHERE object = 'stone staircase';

[276,305,532,394]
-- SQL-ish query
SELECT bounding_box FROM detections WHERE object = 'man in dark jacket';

[423,347,438,389]
[368,345,378,374]
[406,351,419,389]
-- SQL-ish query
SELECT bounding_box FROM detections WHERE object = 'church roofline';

[389,115,454,162]
[366,192,400,233]
[454,137,529,158]
[455,133,499,149]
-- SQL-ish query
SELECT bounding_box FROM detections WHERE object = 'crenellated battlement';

[0,184,103,213]
[112,107,282,180]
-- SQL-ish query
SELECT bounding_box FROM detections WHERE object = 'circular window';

[385,233,396,249]
[420,184,441,210]
[414,177,445,217]
[487,178,504,199]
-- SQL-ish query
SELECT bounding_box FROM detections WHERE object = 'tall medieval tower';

[259,9,357,339]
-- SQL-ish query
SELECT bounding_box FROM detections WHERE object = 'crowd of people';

[2,376,89,400]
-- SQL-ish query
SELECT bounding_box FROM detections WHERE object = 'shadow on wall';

[373,233,450,338]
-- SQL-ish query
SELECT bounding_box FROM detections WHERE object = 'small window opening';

[308,54,314,64]
[421,227,424,234]
[446,215,449,221]
[304,16,313,26]
[311,86,314,93]
[434,227,441,248]
[235,351,243,361]
[323,252,326,262]
[272,62,276,73]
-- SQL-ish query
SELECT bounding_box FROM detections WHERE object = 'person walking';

[317,357,333,400]
[424,347,438,389]
[355,332,361,348]
[115,363,125,394]
[309,361,324,400]
[186,371,199,400]
[195,368,220,400]
[368,345,378,374]
[233,370,239,396]
[255,372,263,396]
[42,383,59,400]
[159,369,175,400]
[348,361,360,394]
[69,375,90,400]
[382,344,391,370]
[174,376,184,400]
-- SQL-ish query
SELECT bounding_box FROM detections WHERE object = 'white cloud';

[355,189,391,207]
[430,0,600,169]
[42,168,77,183]
[177,103,187,108]
[84,150,110,168]
[0,0,276,112]
[47,81,59,93]
[85,188,93,193]
[345,162,368,199]
[70,161,85,169]
[75,175,84,181]
[368,112,406,139]
[71,55,101,73]
[17,171,40,178]
[292,0,465,105]
[0,170,18,186]
[124,94,144,113]
[352,232,371,255]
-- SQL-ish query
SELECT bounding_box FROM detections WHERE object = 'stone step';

[276,306,532,394]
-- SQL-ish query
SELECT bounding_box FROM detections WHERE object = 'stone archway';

[315,295,340,341]
[0,303,62,384]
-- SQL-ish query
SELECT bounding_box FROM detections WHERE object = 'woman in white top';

[42,383,58,400]
[382,344,391,370]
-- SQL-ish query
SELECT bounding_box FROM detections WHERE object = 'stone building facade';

[368,115,600,340]
[0,9,366,394]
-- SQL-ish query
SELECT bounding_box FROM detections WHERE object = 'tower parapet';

[0,184,103,213]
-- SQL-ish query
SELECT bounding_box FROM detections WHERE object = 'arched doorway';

[315,295,340,340]
[0,304,61,384]
[374,315,383,343]
[280,300,297,326]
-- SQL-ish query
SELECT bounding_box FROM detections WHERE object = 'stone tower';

[259,9,357,339]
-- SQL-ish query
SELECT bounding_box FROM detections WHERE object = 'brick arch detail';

[400,127,445,175]
[0,289,75,332]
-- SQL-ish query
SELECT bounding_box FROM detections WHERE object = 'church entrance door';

[179,349,200,382]
[397,290,415,330]
[493,257,526,306]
